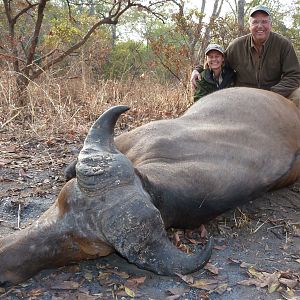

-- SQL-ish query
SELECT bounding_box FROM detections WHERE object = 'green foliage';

[0,3,42,61]
[146,9,205,84]
[149,33,190,82]
[44,8,105,47]
[45,19,82,45]
[39,5,113,78]
[101,40,148,80]
[171,8,205,37]
[208,15,243,49]
[286,0,300,56]
[0,0,298,87]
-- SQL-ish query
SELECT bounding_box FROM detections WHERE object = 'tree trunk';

[111,24,117,48]
[16,74,30,107]
[237,0,246,36]
[197,0,224,61]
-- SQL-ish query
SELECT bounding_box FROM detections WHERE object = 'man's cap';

[249,4,271,17]
[205,44,225,55]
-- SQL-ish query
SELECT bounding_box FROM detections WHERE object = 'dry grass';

[0,69,193,140]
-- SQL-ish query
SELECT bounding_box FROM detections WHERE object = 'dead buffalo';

[1,87,300,286]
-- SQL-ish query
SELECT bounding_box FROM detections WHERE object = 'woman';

[194,43,235,102]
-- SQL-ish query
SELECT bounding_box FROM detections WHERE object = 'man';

[191,5,300,105]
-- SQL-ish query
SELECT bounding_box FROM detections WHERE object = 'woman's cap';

[205,44,225,55]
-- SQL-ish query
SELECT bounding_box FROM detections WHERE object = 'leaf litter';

[1,132,300,299]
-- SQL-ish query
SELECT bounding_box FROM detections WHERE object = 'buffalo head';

[0,105,212,286]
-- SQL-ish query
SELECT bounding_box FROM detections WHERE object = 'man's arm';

[190,66,204,89]
[270,41,300,97]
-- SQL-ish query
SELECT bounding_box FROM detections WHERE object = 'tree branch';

[11,1,39,26]
[30,0,170,79]
[25,0,49,76]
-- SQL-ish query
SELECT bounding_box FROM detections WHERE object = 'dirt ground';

[0,132,300,300]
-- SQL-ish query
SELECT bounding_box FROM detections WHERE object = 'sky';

[187,0,294,26]
[189,0,232,16]
[189,0,293,13]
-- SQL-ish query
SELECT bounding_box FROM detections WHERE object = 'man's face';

[249,11,272,43]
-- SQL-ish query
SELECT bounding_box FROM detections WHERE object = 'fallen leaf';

[166,295,181,300]
[125,286,135,298]
[215,283,228,295]
[228,257,241,264]
[176,273,194,284]
[110,269,130,279]
[204,263,219,275]
[238,278,263,287]
[173,231,181,247]
[200,224,208,238]
[281,287,300,300]
[4,145,17,153]
[114,287,128,297]
[186,238,200,244]
[283,243,289,251]
[77,292,98,300]
[166,287,188,296]
[197,290,211,299]
[292,224,300,237]
[97,272,110,280]
[178,243,192,253]
[19,168,32,179]
[240,262,253,268]
[20,282,35,287]
[239,266,282,293]
[190,279,219,291]
[125,276,146,289]
[265,272,281,293]
[27,288,45,297]
[248,266,264,279]
[51,281,80,290]
[184,229,194,239]
[0,158,13,166]
[279,278,299,289]
[83,272,93,281]
[268,281,280,294]
[46,138,55,146]
[96,263,111,269]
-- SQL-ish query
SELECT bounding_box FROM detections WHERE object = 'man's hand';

[190,70,201,89]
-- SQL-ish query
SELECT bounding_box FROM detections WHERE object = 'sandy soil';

[0,133,299,300]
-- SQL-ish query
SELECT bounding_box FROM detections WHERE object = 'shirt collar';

[250,32,271,49]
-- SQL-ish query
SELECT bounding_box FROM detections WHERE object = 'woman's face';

[206,50,224,71]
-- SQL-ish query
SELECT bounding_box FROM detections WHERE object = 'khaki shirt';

[226,32,300,97]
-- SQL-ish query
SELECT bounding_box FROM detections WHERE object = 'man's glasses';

[250,19,271,26]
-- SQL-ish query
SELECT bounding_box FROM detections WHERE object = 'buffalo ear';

[64,159,77,181]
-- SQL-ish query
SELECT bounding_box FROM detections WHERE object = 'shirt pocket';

[262,54,282,84]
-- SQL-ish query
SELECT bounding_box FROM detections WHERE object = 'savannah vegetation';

[0,2,299,297]
[0,0,299,139]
